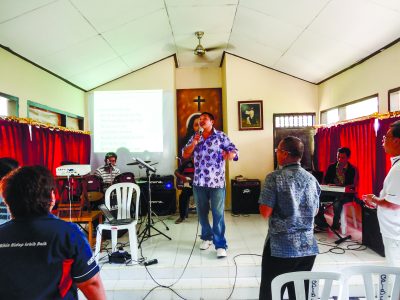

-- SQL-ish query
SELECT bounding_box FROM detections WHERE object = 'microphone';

[198,127,204,135]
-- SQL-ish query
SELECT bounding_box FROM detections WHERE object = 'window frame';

[320,93,379,125]
[388,87,400,112]
[27,100,84,130]
[0,92,19,117]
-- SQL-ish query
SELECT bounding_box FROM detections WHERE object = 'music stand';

[133,158,172,247]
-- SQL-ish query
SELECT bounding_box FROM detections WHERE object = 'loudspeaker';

[362,206,385,257]
[150,188,176,216]
[231,179,261,214]
[138,175,176,216]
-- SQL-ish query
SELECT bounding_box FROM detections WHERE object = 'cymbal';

[126,160,151,166]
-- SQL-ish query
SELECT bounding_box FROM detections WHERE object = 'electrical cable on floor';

[141,219,200,300]
[317,237,367,254]
[226,253,262,300]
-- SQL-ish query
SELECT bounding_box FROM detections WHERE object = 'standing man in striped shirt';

[95,152,121,192]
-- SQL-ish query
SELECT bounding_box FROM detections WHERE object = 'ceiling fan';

[193,31,225,56]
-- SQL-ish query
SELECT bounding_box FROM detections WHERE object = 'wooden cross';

[193,95,205,111]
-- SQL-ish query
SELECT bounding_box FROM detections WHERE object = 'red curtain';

[375,116,400,194]
[338,119,376,198]
[0,119,32,165]
[30,127,91,175]
[314,125,341,173]
[314,118,376,198]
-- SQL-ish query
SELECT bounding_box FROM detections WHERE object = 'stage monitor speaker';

[231,179,261,214]
[138,176,176,216]
[150,188,176,216]
[362,206,385,257]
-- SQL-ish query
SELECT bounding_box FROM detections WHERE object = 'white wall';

[88,57,176,176]
[318,42,400,114]
[0,47,85,118]
[176,67,221,89]
[224,54,318,183]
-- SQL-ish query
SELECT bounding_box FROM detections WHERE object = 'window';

[320,95,378,125]
[274,113,315,128]
[273,113,316,170]
[27,101,83,130]
[389,87,400,112]
[0,92,19,117]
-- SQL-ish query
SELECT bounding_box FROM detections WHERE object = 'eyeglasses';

[274,148,291,154]
[383,135,395,141]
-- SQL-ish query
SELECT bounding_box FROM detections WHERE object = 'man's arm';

[76,273,106,300]
[259,204,273,219]
[363,194,400,210]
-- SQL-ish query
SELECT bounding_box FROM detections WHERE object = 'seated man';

[316,147,358,230]
[0,166,105,299]
[174,157,194,224]
[95,152,121,192]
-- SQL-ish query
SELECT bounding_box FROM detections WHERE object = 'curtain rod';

[314,111,400,129]
[0,115,90,135]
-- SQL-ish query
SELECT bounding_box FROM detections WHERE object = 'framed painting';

[238,100,263,130]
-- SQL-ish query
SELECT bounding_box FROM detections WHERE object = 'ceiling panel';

[38,35,118,78]
[309,0,400,51]
[239,0,330,27]
[285,29,368,76]
[0,0,399,90]
[0,0,97,61]
[70,0,164,33]
[232,6,304,52]
[67,57,129,90]
[274,53,324,83]
[122,37,176,70]
[168,5,236,35]
[228,34,283,67]
[0,0,55,23]
[102,8,172,56]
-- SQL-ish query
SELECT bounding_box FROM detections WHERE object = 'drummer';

[95,152,121,192]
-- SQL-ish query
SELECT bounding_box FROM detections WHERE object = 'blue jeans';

[193,186,227,249]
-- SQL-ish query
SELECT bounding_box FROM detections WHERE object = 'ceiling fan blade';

[206,43,235,52]
[194,54,214,62]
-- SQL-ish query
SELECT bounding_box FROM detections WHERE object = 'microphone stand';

[135,158,171,248]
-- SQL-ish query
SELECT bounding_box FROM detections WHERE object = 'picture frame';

[238,100,263,130]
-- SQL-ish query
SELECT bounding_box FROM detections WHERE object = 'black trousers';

[259,239,316,300]
[178,187,193,219]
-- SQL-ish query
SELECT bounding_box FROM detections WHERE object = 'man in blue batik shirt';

[258,136,320,300]
[183,112,238,259]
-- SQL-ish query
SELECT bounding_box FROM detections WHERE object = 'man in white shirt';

[363,120,400,267]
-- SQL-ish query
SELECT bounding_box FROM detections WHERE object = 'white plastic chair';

[339,265,400,300]
[340,201,358,234]
[271,271,341,300]
[95,182,140,263]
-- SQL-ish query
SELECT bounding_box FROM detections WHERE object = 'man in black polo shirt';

[316,147,357,230]
[0,166,105,299]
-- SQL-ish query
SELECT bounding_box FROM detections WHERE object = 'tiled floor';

[91,212,386,300]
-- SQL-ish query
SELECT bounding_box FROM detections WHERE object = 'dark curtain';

[0,119,32,165]
[375,116,400,194]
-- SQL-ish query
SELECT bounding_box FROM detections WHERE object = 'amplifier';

[138,175,176,216]
[138,175,175,191]
[362,206,385,257]
[231,179,261,214]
